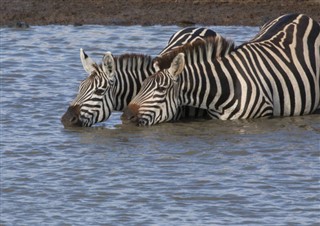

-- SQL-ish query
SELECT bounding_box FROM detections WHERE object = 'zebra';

[122,14,320,126]
[61,27,219,127]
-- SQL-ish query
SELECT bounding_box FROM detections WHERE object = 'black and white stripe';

[123,14,320,126]
[159,27,217,55]
[61,27,218,127]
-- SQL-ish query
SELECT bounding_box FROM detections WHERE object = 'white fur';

[80,48,97,74]
[168,53,185,80]
[102,52,115,76]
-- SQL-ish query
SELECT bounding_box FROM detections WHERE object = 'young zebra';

[123,14,320,126]
[61,27,219,127]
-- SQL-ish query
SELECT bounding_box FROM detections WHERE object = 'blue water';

[1,25,319,225]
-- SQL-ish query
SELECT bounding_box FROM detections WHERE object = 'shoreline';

[1,0,319,28]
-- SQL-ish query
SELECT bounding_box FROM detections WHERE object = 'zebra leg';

[171,106,183,121]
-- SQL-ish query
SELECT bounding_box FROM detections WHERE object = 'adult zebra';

[61,27,219,127]
[122,14,320,126]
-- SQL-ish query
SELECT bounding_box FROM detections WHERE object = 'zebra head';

[61,49,116,127]
[122,53,185,126]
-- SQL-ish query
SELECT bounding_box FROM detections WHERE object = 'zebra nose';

[121,103,140,123]
[61,105,82,127]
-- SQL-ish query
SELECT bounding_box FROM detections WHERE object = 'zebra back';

[159,27,217,56]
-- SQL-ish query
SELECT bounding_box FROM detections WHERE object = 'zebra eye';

[94,88,106,96]
[156,86,167,93]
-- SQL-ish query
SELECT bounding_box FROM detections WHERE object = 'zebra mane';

[91,53,153,80]
[112,54,154,77]
[85,54,153,81]
[114,53,153,63]
[154,35,235,70]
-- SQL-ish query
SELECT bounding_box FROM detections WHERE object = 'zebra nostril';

[125,115,138,123]
[70,116,78,123]
[129,115,137,121]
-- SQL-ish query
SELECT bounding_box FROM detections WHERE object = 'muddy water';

[1,25,319,225]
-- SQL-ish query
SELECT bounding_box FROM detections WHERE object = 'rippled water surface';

[1,25,320,225]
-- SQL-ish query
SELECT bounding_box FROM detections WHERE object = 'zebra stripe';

[159,27,217,55]
[61,27,218,127]
[123,14,320,126]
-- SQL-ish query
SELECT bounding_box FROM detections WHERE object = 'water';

[1,25,319,225]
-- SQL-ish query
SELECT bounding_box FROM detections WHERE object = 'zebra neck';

[112,54,156,111]
[178,55,237,115]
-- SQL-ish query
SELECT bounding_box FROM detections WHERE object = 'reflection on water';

[1,25,319,225]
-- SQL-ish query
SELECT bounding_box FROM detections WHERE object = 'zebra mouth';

[137,118,148,126]
[121,106,142,125]
[61,105,84,127]
[120,113,149,126]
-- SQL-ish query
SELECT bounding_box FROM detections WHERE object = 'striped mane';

[90,54,153,80]
[85,54,153,82]
[154,35,235,70]
[113,54,153,72]
[94,54,153,70]
[114,53,152,63]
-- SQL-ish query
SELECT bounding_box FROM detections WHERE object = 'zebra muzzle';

[61,105,82,127]
[121,103,140,124]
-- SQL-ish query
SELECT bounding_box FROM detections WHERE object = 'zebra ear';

[102,52,115,78]
[168,53,185,80]
[80,48,97,74]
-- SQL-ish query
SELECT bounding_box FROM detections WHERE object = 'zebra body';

[123,14,320,126]
[61,27,217,127]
